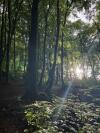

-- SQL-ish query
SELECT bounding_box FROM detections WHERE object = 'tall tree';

[39,3,50,87]
[46,0,60,95]
[6,0,11,82]
[24,0,39,99]
[61,0,73,88]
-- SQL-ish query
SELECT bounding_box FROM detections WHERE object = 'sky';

[68,3,96,24]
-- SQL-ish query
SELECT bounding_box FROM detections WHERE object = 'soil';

[0,81,26,133]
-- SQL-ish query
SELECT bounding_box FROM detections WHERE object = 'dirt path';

[0,81,26,133]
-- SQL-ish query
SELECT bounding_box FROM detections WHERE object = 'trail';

[0,81,26,133]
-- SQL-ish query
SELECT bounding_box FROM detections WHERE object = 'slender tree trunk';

[39,2,52,87]
[61,11,68,88]
[47,40,52,73]
[6,0,11,82]
[13,32,16,75]
[55,66,58,85]
[88,56,96,80]
[5,0,23,82]
[0,0,5,80]
[0,0,23,81]
[24,41,27,73]
[0,5,7,78]
[60,1,73,83]
[46,0,60,94]
[61,32,64,88]
[36,32,41,82]
[39,11,48,87]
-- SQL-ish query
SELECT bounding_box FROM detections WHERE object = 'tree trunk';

[25,0,39,99]
[0,0,5,80]
[46,0,60,94]
[5,0,23,82]
[61,32,64,88]
[61,11,67,88]
[88,56,96,80]
[24,40,27,73]
[13,32,16,75]
[39,10,48,87]
[6,0,11,82]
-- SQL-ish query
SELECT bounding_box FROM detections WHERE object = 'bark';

[25,0,39,99]
[6,0,11,82]
[5,0,23,82]
[39,8,49,87]
[24,40,27,73]
[13,32,16,75]
[0,0,5,80]
[61,32,64,87]
[88,56,96,80]
[61,11,68,88]
[60,0,74,85]
[55,65,60,85]
[46,0,60,94]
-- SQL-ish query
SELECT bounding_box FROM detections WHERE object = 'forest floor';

[0,81,25,133]
[0,81,100,133]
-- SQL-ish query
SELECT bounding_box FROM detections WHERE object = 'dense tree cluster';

[0,0,100,99]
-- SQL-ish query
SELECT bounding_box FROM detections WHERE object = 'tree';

[46,0,60,95]
[24,0,39,100]
[0,0,5,80]
[39,1,50,87]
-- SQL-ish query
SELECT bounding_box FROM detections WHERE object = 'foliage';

[24,96,100,133]
[24,101,57,132]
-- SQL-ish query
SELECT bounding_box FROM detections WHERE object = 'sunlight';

[75,67,83,79]
[54,81,73,121]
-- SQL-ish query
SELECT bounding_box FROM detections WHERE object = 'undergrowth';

[24,97,100,133]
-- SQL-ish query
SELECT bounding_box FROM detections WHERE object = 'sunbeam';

[54,81,73,121]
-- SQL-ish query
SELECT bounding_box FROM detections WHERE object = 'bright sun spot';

[75,67,83,79]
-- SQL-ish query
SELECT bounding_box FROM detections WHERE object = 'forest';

[0,0,100,133]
